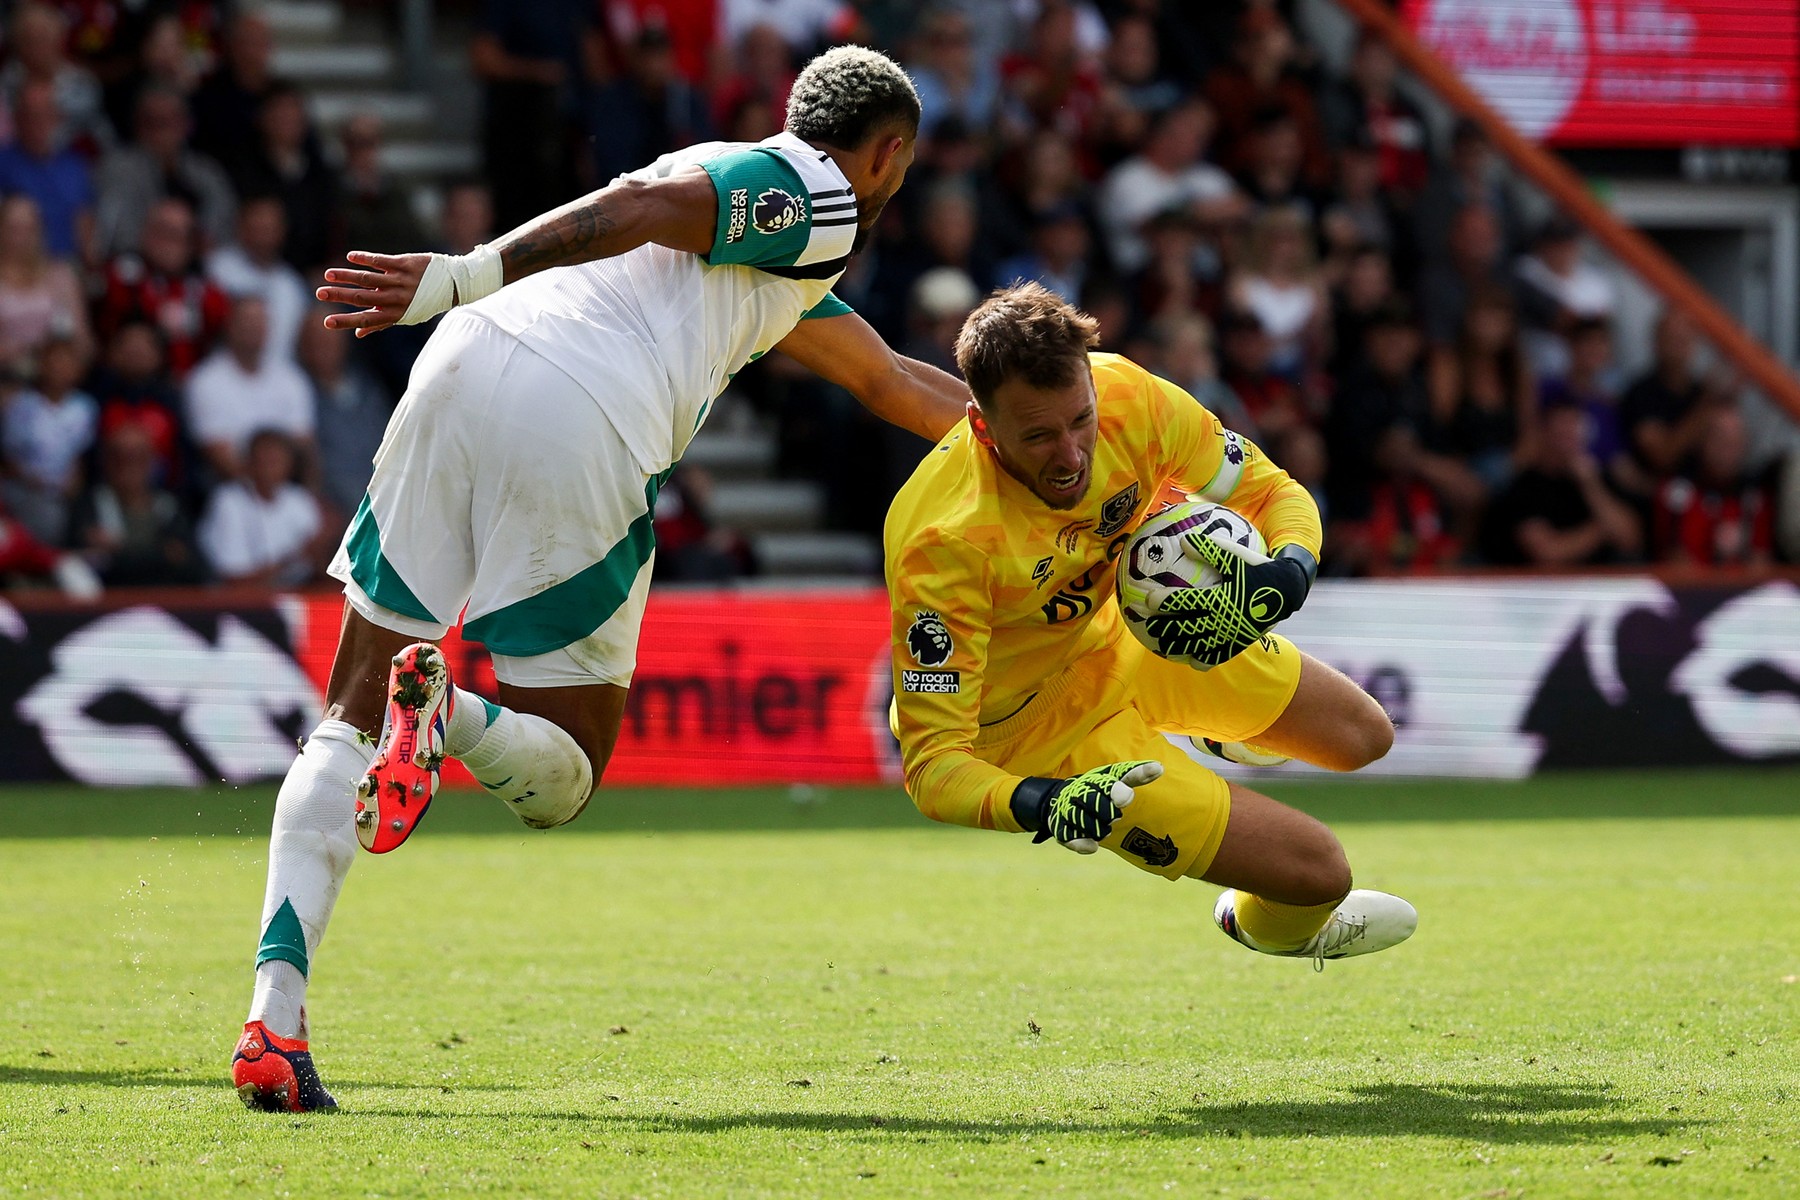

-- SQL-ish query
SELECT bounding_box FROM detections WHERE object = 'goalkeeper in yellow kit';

[885,284,1417,965]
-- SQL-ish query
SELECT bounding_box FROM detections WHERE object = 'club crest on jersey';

[1121,827,1178,868]
[753,188,805,235]
[906,610,953,666]
[1093,482,1141,538]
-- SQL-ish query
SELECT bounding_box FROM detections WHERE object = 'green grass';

[2,770,1798,1199]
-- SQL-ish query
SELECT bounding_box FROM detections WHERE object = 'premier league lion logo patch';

[1093,482,1141,538]
[906,611,953,666]
[753,188,805,235]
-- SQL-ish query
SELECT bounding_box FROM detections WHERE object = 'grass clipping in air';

[1,769,1797,1198]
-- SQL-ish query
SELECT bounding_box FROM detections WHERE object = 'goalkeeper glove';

[1140,541,1317,668]
[1009,760,1165,854]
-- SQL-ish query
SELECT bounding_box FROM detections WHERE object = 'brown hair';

[955,282,1100,407]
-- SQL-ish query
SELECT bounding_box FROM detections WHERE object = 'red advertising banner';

[1402,0,1800,147]
[290,591,901,787]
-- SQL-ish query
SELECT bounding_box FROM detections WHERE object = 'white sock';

[248,719,372,1039]
[459,706,593,820]
[444,686,497,758]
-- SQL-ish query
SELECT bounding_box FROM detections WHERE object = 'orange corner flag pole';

[1336,0,1800,421]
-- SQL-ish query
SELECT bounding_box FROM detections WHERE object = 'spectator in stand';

[206,196,309,367]
[439,181,497,257]
[1131,206,1216,326]
[1515,215,1616,381]
[1416,201,1505,346]
[1327,242,1394,381]
[598,0,721,87]
[1204,8,1330,190]
[722,0,851,55]
[996,201,1089,304]
[1423,284,1537,494]
[1619,309,1728,487]
[70,422,202,586]
[998,0,1104,141]
[1217,305,1321,481]
[224,82,340,273]
[0,490,101,595]
[1090,11,1181,165]
[1414,117,1525,265]
[1237,104,1330,221]
[1097,97,1238,275]
[588,25,713,186]
[651,464,754,582]
[106,12,207,133]
[868,179,993,343]
[1323,299,1463,574]
[1,3,113,154]
[710,23,796,135]
[88,318,187,494]
[95,196,229,378]
[0,194,88,375]
[1230,203,1328,382]
[1,333,96,545]
[1319,28,1429,200]
[190,10,276,169]
[338,114,427,255]
[1479,399,1642,567]
[183,295,315,483]
[1653,405,1776,567]
[299,310,392,522]
[906,6,1000,133]
[471,0,588,232]
[1320,137,1396,265]
[197,427,323,586]
[1151,311,1254,433]
[1538,316,1636,491]
[0,81,95,261]
[93,83,236,258]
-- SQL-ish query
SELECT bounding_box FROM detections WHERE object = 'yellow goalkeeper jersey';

[883,352,1322,833]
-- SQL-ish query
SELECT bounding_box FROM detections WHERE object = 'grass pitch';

[2,770,1798,1199]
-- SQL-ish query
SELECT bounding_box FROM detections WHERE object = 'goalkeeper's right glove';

[1009,760,1165,854]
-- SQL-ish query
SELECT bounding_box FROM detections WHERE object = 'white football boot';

[1214,888,1417,971]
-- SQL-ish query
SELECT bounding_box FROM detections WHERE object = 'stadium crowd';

[0,0,1795,597]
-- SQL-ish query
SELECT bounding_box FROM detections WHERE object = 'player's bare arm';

[774,311,970,442]
[315,168,720,337]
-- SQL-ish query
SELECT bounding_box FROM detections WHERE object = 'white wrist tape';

[398,244,504,325]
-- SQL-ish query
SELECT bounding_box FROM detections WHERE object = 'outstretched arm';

[316,168,718,337]
[775,312,970,443]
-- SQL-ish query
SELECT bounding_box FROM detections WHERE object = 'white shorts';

[327,310,659,688]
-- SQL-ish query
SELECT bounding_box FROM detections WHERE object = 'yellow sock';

[1232,891,1339,951]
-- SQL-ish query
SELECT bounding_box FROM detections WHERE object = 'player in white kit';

[231,47,964,1111]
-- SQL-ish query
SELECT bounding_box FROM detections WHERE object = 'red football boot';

[356,642,454,854]
[231,1020,337,1112]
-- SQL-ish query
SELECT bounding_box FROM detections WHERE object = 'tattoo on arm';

[499,198,621,282]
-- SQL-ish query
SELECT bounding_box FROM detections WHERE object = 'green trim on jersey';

[344,494,438,624]
[462,473,667,658]
[800,292,853,320]
[701,148,813,269]
[256,898,309,975]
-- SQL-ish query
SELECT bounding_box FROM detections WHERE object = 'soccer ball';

[1116,500,1268,669]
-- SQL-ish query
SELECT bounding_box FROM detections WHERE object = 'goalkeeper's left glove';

[1009,760,1165,854]
[1140,540,1318,668]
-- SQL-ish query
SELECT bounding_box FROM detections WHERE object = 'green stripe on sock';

[462,476,662,658]
[481,697,502,727]
[344,493,438,624]
[256,898,309,976]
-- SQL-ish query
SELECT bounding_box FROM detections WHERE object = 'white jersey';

[466,131,858,474]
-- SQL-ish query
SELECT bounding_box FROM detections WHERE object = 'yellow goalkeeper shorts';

[968,631,1302,881]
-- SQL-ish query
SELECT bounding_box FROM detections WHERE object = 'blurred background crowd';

[0,0,1796,599]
